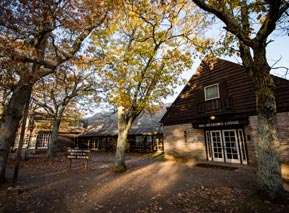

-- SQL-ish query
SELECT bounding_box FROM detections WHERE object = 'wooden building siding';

[275,77,289,112]
[161,57,289,166]
[161,58,289,126]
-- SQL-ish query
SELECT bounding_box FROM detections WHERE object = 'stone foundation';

[163,112,289,166]
[163,124,206,161]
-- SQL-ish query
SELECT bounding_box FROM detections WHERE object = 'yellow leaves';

[89,0,215,112]
[109,95,116,103]
[257,15,267,25]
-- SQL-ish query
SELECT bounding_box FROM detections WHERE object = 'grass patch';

[145,152,166,161]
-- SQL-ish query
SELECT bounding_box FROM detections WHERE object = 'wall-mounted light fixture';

[210,115,216,120]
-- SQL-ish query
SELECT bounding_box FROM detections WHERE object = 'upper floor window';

[204,84,220,101]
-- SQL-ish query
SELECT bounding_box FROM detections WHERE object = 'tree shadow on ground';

[1,152,288,212]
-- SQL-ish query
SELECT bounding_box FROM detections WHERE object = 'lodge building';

[161,57,289,166]
[77,107,166,153]
[13,111,83,154]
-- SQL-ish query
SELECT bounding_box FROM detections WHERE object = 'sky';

[163,34,289,104]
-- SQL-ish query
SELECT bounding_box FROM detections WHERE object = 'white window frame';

[36,133,51,149]
[204,83,220,101]
[238,129,248,165]
[222,129,241,164]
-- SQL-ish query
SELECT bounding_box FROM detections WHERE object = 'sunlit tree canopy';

[91,0,212,113]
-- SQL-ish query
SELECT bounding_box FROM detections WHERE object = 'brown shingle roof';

[79,105,169,137]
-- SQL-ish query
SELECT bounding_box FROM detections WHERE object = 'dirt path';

[1,152,288,212]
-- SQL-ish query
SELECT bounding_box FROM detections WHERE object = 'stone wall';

[163,124,206,162]
[245,119,258,166]
[248,112,289,164]
[277,112,289,163]
[164,112,289,165]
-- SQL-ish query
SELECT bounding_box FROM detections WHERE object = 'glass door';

[222,130,240,163]
[205,131,213,161]
[210,130,224,162]
[205,129,247,164]
[238,129,248,164]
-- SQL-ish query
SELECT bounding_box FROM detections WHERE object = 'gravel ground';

[1,152,288,213]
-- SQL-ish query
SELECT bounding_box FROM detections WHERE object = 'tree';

[33,65,99,157]
[0,0,110,184]
[191,0,289,200]
[0,72,13,120]
[92,0,211,172]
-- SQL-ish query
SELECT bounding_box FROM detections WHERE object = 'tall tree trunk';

[46,118,61,158]
[0,83,33,184]
[252,47,283,200]
[113,129,129,173]
[113,106,132,173]
[13,91,31,185]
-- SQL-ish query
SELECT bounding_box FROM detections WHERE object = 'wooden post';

[66,148,90,171]
[85,159,88,172]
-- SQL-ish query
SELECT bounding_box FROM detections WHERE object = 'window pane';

[205,84,219,100]
[36,133,51,149]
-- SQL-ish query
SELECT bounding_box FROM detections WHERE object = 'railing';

[197,97,233,113]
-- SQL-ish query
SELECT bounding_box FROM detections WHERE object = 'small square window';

[204,84,219,101]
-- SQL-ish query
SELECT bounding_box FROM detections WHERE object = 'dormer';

[197,81,233,115]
